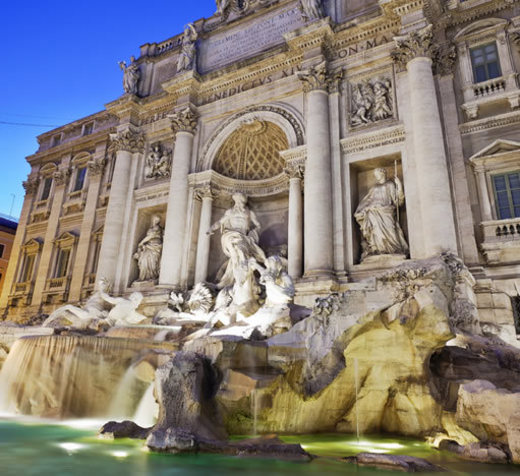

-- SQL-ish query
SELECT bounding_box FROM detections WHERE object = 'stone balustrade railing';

[472,77,506,99]
[46,276,69,290]
[481,217,520,242]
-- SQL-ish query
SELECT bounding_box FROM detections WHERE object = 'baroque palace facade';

[1,0,520,340]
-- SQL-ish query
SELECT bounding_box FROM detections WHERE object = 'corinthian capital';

[169,107,199,134]
[87,157,106,177]
[297,62,329,93]
[193,184,217,201]
[284,163,305,180]
[109,129,145,153]
[23,176,40,195]
[53,168,71,186]
[391,25,437,70]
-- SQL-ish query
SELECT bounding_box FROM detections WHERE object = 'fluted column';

[96,128,144,286]
[393,25,457,257]
[298,63,334,277]
[159,107,199,289]
[68,156,105,301]
[286,165,304,279]
[194,185,216,284]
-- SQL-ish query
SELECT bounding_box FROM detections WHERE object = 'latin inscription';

[198,7,303,74]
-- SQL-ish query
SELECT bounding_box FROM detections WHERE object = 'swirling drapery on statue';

[133,215,163,282]
[355,168,408,261]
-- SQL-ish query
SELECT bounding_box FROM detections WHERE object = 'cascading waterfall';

[0,335,172,419]
[133,382,158,428]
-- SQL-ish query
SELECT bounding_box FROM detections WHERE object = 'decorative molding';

[459,110,520,135]
[109,129,145,153]
[433,43,457,76]
[391,24,436,71]
[193,184,218,201]
[297,62,329,92]
[349,76,394,128]
[284,163,305,180]
[340,125,405,155]
[169,107,199,134]
[144,143,172,180]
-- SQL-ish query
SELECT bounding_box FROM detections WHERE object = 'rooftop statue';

[298,0,324,22]
[177,24,198,74]
[355,167,409,261]
[118,56,140,95]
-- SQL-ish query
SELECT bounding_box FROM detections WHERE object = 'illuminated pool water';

[1,418,519,475]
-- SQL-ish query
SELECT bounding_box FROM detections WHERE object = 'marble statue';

[118,56,140,95]
[42,278,112,329]
[354,168,409,261]
[133,215,163,282]
[208,193,266,290]
[101,291,147,326]
[252,255,294,307]
[298,0,324,22]
[145,144,171,179]
[177,24,198,73]
[351,77,393,127]
[216,0,231,15]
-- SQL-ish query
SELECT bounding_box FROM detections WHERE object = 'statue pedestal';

[356,254,407,271]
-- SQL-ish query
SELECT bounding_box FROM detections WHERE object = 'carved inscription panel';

[198,6,303,74]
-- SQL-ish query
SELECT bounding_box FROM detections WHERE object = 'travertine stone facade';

[1,0,520,339]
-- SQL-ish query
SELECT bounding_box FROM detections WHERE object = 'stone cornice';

[459,110,520,135]
[443,0,519,27]
[340,124,405,155]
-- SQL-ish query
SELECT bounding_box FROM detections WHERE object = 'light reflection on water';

[1,418,519,475]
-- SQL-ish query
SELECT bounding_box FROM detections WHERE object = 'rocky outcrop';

[146,351,225,452]
[99,420,151,440]
[344,453,446,472]
[438,439,510,464]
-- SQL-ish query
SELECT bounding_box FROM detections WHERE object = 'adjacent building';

[0,214,17,298]
[1,0,519,341]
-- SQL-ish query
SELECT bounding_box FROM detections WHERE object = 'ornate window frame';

[469,140,520,264]
[9,238,43,306]
[455,18,520,120]
[44,231,78,302]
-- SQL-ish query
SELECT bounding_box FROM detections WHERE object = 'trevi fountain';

[2,0,520,474]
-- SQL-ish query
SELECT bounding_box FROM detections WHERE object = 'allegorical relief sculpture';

[355,167,409,262]
[133,215,163,283]
[118,56,140,95]
[144,144,171,179]
[350,77,393,127]
[298,0,324,22]
[177,23,198,73]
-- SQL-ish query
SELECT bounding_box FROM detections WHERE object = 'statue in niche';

[351,77,393,127]
[298,0,324,22]
[133,215,163,283]
[177,23,198,73]
[354,167,409,262]
[145,144,171,179]
[118,56,140,95]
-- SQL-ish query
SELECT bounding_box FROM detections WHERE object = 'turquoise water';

[1,418,519,475]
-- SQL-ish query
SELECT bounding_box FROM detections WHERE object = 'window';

[73,167,87,192]
[0,244,4,258]
[492,172,520,219]
[40,176,53,200]
[51,134,62,147]
[83,122,94,136]
[470,43,501,83]
[55,248,71,278]
[20,254,35,282]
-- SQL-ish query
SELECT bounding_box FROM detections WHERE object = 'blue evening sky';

[0,0,216,219]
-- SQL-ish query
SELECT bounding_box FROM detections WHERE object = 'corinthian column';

[159,107,199,289]
[286,164,304,279]
[97,128,144,286]
[194,185,216,284]
[298,63,334,277]
[392,25,457,257]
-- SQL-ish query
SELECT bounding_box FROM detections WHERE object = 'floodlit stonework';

[1,0,519,342]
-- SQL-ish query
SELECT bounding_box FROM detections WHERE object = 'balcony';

[462,74,520,120]
[8,281,34,307]
[43,276,71,304]
[480,217,520,264]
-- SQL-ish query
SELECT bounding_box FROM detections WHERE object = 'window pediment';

[54,231,78,247]
[470,140,520,167]
[22,238,43,253]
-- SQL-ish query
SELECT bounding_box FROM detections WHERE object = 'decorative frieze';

[109,129,145,153]
[340,125,405,155]
[349,76,394,128]
[145,143,172,180]
[169,107,199,134]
